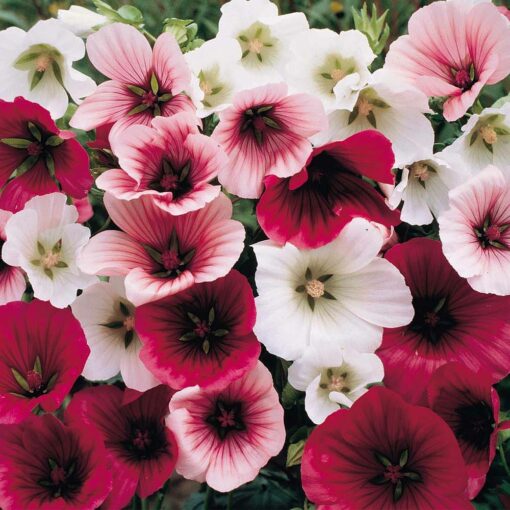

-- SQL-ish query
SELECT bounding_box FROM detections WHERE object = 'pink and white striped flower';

[212,83,327,198]
[166,361,285,492]
[79,193,245,306]
[70,23,193,136]
[439,165,510,296]
[385,0,510,121]
[0,210,25,305]
[97,112,225,215]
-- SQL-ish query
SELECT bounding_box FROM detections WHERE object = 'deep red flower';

[256,130,400,249]
[0,300,89,424]
[65,384,177,510]
[301,387,471,510]
[0,413,111,510]
[378,238,510,405]
[428,362,501,499]
[136,270,260,390]
[0,97,92,212]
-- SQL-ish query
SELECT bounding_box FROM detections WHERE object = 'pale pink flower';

[70,23,193,136]
[166,361,285,492]
[439,165,510,296]
[0,210,25,304]
[78,193,245,305]
[97,112,225,215]
[385,0,510,121]
[212,83,327,199]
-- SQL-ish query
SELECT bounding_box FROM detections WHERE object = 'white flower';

[389,153,465,225]
[253,218,414,361]
[216,0,308,86]
[2,192,96,308]
[313,69,434,168]
[185,38,244,117]
[57,6,108,38]
[0,19,96,119]
[71,277,159,391]
[285,28,375,113]
[288,344,384,424]
[440,103,510,176]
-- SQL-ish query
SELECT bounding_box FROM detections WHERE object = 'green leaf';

[11,368,30,392]
[37,241,45,256]
[51,61,65,89]
[127,85,146,96]
[150,73,159,95]
[212,329,229,337]
[124,329,134,349]
[14,52,39,67]
[262,116,280,130]
[31,71,45,91]
[281,382,301,409]
[45,153,55,176]
[348,107,359,125]
[305,267,312,280]
[117,5,144,24]
[45,135,64,147]
[45,372,58,391]
[143,244,163,264]
[119,302,130,317]
[33,356,42,374]
[367,111,377,128]
[28,122,42,142]
[202,339,210,354]
[0,138,31,148]
[158,93,172,102]
[100,321,124,329]
[180,331,197,342]
[399,448,409,467]
[286,440,305,467]
[127,103,150,116]
[374,451,392,467]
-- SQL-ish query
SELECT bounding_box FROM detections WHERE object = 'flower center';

[50,465,67,486]
[160,173,179,191]
[305,279,325,298]
[423,311,439,327]
[330,67,346,83]
[35,53,53,72]
[410,162,432,182]
[248,38,264,54]
[238,22,276,64]
[409,296,455,346]
[127,73,173,118]
[455,400,495,450]
[142,91,157,106]
[27,141,44,156]
[26,369,43,392]
[241,104,280,145]
[194,320,210,338]
[206,400,245,440]
[200,80,213,95]
[41,250,60,269]
[479,125,497,145]
[132,429,152,451]
[357,97,374,117]
[384,464,403,484]
[474,216,509,250]
[123,315,135,332]
[161,249,181,272]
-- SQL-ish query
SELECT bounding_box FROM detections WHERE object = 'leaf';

[158,93,172,102]
[286,440,305,467]
[28,122,42,142]
[212,329,229,337]
[37,241,45,256]
[399,448,409,467]
[374,451,392,467]
[124,329,134,349]
[45,135,64,147]
[305,267,312,280]
[179,331,197,342]
[127,85,146,96]
[45,153,55,176]
[317,274,333,282]
[127,103,150,116]
[52,61,65,89]
[143,244,163,264]
[367,111,377,128]
[150,73,159,95]
[30,70,45,91]
[119,302,130,317]
[202,339,210,354]
[0,138,31,148]
[187,312,202,325]
[281,382,301,409]
[100,321,124,329]
[348,107,359,125]
[322,291,337,300]
[11,368,30,392]
[33,356,42,374]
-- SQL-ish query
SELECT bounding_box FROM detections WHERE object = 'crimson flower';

[378,238,510,405]
[257,130,399,249]
[0,300,89,423]
[137,269,260,390]
[301,387,471,509]
[66,384,177,510]
[0,414,111,510]
[0,97,92,212]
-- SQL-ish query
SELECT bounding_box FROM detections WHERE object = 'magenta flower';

[70,23,193,136]
[79,193,245,305]
[385,0,510,121]
[212,83,327,199]
[97,112,225,215]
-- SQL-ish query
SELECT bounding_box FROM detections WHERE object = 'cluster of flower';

[0,0,509,508]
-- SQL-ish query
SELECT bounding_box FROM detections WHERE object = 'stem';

[140,498,149,510]
[95,216,112,234]
[143,29,157,44]
[499,433,510,479]
[227,491,233,510]
[204,485,212,510]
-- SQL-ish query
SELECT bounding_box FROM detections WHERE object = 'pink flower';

[97,112,224,215]
[256,131,399,249]
[0,414,111,510]
[70,23,193,136]
[0,210,25,305]
[66,385,177,510]
[136,270,260,391]
[385,0,510,121]
[166,361,285,492]
[212,83,327,198]
[0,300,89,424]
[439,165,510,295]
[0,97,92,212]
[378,238,510,405]
[497,5,510,22]
[79,193,245,305]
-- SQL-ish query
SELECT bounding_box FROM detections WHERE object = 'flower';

[57,6,108,38]
[440,103,510,175]
[288,344,384,424]
[0,414,111,510]
[378,238,510,405]
[284,28,375,113]
[216,0,308,86]
[314,69,434,168]
[0,97,92,212]
[2,193,96,308]
[185,38,244,118]
[212,83,327,198]
[97,112,224,215]
[166,361,285,492]
[136,270,260,391]
[256,130,399,249]
[253,218,414,361]
[301,387,471,509]
[438,165,510,295]
[0,19,96,119]
[388,152,464,226]
[0,300,89,424]
[66,385,177,509]
[79,193,245,306]
[0,210,25,304]
[71,277,160,392]
[384,0,510,121]
[70,23,193,136]
[428,362,501,499]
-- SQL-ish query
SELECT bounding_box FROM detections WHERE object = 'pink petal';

[96,169,141,199]
[0,266,25,305]
[86,23,152,84]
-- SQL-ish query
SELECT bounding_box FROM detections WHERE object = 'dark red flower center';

[455,400,495,451]
[11,356,58,399]
[38,458,81,499]
[149,159,191,197]
[27,141,43,156]
[26,369,43,392]
[240,104,280,145]
[132,429,152,450]
[124,420,168,461]
[454,69,471,89]
[451,64,476,91]
[475,216,509,250]
[50,465,67,485]
[127,73,173,118]
[161,249,182,271]
[206,400,245,440]
[142,91,157,106]
[409,296,456,346]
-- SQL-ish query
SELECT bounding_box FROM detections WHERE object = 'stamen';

[479,125,497,145]
[305,279,325,298]
[35,54,52,72]
[410,162,431,182]
[357,97,374,117]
